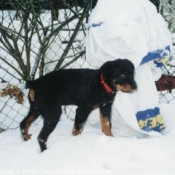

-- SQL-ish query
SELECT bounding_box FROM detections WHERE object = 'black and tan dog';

[20,59,137,152]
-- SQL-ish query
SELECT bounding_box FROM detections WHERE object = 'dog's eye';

[120,74,126,78]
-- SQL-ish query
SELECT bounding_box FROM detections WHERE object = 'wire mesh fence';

[0,0,175,130]
[0,0,93,130]
[158,0,175,103]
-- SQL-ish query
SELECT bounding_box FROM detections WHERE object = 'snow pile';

[86,0,172,68]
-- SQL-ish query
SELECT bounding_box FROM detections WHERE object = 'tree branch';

[61,50,85,69]
[30,14,78,79]
[54,0,91,70]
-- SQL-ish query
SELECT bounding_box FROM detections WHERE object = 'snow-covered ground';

[0,103,175,175]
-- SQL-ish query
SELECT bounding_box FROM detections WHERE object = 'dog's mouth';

[113,76,137,93]
[115,84,137,93]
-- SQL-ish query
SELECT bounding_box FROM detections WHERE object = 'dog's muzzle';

[116,81,137,93]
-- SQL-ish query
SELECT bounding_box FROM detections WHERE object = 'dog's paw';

[72,129,81,136]
[20,129,32,141]
[37,137,47,152]
[102,129,114,137]
[24,134,32,141]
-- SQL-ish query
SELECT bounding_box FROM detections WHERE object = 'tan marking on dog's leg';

[29,89,35,101]
[24,116,34,141]
[72,124,82,136]
[100,112,114,137]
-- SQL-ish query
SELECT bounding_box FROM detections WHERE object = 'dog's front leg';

[72,106,92,136]
[99,104,114,137]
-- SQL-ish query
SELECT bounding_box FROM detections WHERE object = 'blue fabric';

[140,46,171,67]
[88,22,104,31]
[136,107,165,132]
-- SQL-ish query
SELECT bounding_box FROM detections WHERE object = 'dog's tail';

[26,80,35,89]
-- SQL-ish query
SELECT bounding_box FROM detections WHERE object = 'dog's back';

[26,69,98,105]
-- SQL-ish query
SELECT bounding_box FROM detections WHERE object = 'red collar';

[101,75,114,93]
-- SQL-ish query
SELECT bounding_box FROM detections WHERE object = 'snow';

[0,104,175,175]
[86,0,172,68]
[0,0,175,175]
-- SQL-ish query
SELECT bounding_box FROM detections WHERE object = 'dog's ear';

[100,59,135,83]
[100,59,135,76]
[100,60,121,76]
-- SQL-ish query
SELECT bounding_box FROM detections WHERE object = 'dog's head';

[100,59,137,93]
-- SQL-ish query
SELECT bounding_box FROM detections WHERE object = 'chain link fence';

[0,0,175,131]
[158,0,175,103]
[0,0,93,130]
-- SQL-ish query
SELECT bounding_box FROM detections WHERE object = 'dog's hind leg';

[20,108,40,141]
[72,106,92,136]
[37,106,61,152]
